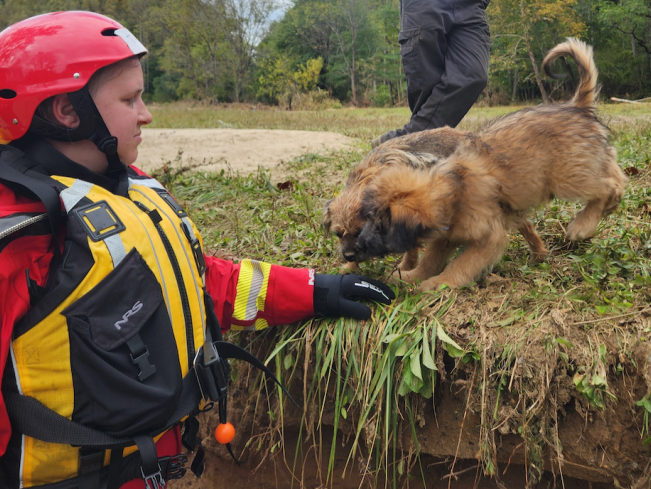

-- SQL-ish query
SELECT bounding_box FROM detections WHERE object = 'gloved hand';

[313,274,395,320]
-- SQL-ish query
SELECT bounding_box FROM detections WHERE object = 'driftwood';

[610,96,651,104]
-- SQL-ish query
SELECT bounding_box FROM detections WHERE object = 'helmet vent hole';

[0,89,17,99]
[101,29,117,36]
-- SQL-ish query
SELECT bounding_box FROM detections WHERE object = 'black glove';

[313,274,396,320]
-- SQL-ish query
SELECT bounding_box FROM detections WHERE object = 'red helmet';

[0,11,147,143]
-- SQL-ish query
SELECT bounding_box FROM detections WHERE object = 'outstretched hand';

[313,274,396,320]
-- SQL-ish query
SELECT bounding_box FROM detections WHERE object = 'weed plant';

[156,105,651,487]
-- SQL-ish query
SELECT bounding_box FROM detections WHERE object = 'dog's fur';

[323,127,474,271]
[326,38,629,290]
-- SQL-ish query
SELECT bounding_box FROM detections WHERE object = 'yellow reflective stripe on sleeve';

[255,318,269,330]
[233,260,271,322]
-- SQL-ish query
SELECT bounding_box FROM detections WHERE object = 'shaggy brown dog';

[323,127,473,271]
[336,38,629,291]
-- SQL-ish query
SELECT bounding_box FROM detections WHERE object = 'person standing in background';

[372,0,491,148]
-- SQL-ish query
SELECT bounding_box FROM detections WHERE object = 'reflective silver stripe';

[245,261,264,321]
[10,345,26,488]
[114,28,148,56]
[129,177,165,190]
[123,204,173,317]
[104,234,127,267]
[181,217,197,241]
[130,188,207,333]
[60,179,93,212]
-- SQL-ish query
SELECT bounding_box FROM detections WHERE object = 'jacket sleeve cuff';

[263,265,315,326]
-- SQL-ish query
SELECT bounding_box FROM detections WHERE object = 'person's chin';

[120,151,137,166]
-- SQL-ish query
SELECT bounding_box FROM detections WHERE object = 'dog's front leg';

[517,219,547,262]
[391,238,454,285]
[397,248,420,272]
[419,232,509,291]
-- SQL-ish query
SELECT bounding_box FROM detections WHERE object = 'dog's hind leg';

[398,248,420,272]
[517,219,547,261]
[418,231,510,291]
[565,176,625,241]
[557,154,627,241]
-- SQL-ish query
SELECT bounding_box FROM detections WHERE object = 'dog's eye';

[333,231,343,239]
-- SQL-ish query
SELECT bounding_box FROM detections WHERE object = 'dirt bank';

[137,128,356,175]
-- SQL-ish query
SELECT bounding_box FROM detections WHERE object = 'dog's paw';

[389,268,416,285]
[417,277,450,292]
[339,261,360,274]
[565,221,596,241]
[530,249,548,263]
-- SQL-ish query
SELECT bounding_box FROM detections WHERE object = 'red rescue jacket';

[0,152,314,487]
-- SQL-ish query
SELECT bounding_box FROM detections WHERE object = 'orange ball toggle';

[215,422,235,444]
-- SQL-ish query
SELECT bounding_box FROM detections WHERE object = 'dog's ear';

[385,217,421,253]
[323,198,333,232]
[364,166,433,253]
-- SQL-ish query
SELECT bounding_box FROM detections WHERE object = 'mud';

[136,129,356,176]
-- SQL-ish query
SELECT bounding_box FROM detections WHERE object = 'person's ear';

[50,94,80,129]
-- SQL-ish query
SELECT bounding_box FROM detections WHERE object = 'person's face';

[92,63,152,166]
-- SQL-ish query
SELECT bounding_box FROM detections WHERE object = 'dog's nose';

[343,252,356,262]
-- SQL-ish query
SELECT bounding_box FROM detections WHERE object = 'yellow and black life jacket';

[0,146,292,489]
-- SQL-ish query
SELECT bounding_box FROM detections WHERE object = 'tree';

[489,0,586,103]
[258,55,323,107]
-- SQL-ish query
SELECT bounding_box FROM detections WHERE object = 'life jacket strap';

[78,448,104,489]
[0,147,64,260]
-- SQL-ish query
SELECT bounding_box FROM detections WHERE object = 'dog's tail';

[542,37,599,108]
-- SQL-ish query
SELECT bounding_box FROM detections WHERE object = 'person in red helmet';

[0,11,394,489]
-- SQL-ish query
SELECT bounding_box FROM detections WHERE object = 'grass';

[148,100,651,142]
[153,103,651,487]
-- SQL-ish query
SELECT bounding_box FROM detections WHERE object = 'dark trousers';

[396,0,490,135]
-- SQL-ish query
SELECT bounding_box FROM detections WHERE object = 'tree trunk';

[511,65,519,104]
[525,36,549,104]
[351,49,357,104]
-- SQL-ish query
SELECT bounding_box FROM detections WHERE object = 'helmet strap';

[66,87,125,179]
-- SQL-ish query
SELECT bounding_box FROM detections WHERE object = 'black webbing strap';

[78,448,104,489]
[214,341,298,408]
[0,155,62,258]
[67,87,127,193]
[4,371,202,448]
[134,436,164,489]
[107,447,124,489]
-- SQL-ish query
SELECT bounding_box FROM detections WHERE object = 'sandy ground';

[137,128,356,175]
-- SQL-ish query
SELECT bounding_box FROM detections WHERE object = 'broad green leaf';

[556,337,574,348]
[410,349,423,380]
[437,324,463,352]
[284,354,295,370]
[422,333,437,371]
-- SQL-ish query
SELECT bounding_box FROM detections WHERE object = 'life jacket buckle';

[130,345,157,382]
[141,464,165,489]
[194,341,229,402]
[159,454,188,480]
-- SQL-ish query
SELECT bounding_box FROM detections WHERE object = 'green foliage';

[257,55,323,107]
[3,0,650,104]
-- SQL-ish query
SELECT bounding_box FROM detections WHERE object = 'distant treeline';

[1,0,650,106]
